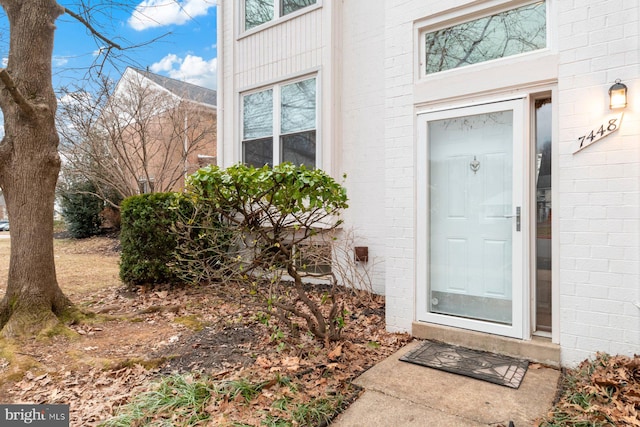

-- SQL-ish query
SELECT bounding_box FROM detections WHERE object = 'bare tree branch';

[63,7,122,51]
[0,68,35,118]
[58,71,216,207]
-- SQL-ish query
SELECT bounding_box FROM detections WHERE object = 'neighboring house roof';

[126,67,217,107]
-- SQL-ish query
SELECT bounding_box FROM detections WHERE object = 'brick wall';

[340,2,387,294]
[557,0,640,366]
[382,1,420,332]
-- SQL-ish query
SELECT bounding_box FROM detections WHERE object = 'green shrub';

[170,195,232,285]
[178,163,349,341]
[119,192,187,286]
[59,180,103,238]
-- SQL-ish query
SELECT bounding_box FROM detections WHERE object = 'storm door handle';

[504,207,521,231]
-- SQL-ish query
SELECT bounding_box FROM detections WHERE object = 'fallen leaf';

[328,344,342,361]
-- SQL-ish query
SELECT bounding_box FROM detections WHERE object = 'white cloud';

[150,53,217,89]
[129,0,217,31]
[149,54,180,73]
[58,91,92,107]
[93,47,106,57]
[53,56,69,67]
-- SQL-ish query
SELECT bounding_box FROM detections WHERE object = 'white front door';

[417,100,527,339]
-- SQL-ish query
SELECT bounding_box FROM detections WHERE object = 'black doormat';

[400,340,529,389]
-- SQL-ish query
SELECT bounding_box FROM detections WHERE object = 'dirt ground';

[0,235,411,425]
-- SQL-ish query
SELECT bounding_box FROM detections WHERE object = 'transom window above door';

[242,77,317,168]
[244,0,317,31]
[422,1,547,75]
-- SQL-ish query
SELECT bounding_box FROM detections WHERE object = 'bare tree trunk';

[0,0,73,336]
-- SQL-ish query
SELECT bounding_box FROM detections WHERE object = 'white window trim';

[238,0,322,40]
[415,0,552,80]
[240,74,319,168]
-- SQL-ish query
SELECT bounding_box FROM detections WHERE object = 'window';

[244,0,317,31]
[138,177,155,194]
[197,154,217,168]
[534,96,552,334]
[294,243,332,275]
[242,77,317,168]
[423,1,546,75]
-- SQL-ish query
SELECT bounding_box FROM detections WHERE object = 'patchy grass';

[540,353,640,427]
[0,236,120,298]
[99,374,213,427]
[100,372,347,427]
[40,322,80,340]
[0,337,43,383]
[173,315,206,331]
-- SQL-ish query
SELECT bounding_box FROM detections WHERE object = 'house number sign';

[574,113,623,154]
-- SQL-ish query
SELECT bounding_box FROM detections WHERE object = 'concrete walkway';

[332,340,560,426]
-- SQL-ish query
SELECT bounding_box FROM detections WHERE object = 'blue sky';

[20,0,218,91]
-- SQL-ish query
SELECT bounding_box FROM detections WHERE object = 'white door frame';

[416,99,530,339]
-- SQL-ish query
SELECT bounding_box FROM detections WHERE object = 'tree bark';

[0,0,73,336]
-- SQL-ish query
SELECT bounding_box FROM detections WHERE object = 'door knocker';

[470,156,480,174]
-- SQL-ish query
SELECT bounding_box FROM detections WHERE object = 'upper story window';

[244,0,317,31]
[423,1,546,75]
[242,77,317,168]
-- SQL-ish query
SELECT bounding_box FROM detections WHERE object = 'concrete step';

[412,322,561,367]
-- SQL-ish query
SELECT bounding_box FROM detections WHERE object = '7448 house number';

[574,113,623,154]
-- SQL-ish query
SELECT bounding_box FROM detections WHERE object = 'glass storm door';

[417,100,525,339]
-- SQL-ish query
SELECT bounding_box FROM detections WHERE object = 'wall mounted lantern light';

[609,79,628,109]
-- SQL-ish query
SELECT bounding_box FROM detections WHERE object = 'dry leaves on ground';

[0,237,411,426]
[11,365,154,425]
[542,352,640,427]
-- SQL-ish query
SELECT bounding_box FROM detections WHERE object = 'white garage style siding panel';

[236,8,324,89]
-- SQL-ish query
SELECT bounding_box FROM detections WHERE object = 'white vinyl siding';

[244,0,317,31]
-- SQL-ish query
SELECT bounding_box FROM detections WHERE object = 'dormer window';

[244,0,317,31]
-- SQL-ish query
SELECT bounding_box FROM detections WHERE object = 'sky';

[3,0,218,92]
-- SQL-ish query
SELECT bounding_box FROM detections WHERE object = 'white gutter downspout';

[216,0,223,166]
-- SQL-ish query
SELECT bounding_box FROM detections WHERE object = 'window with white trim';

[242,77,317,168]
[244,0,317,31]
[138,177,155,194]
[423,1,546,75]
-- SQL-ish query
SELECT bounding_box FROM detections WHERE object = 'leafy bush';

[59,180,103,238]
[119,192,186,286]
[170,194,232,285]
[173,163,349,341]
